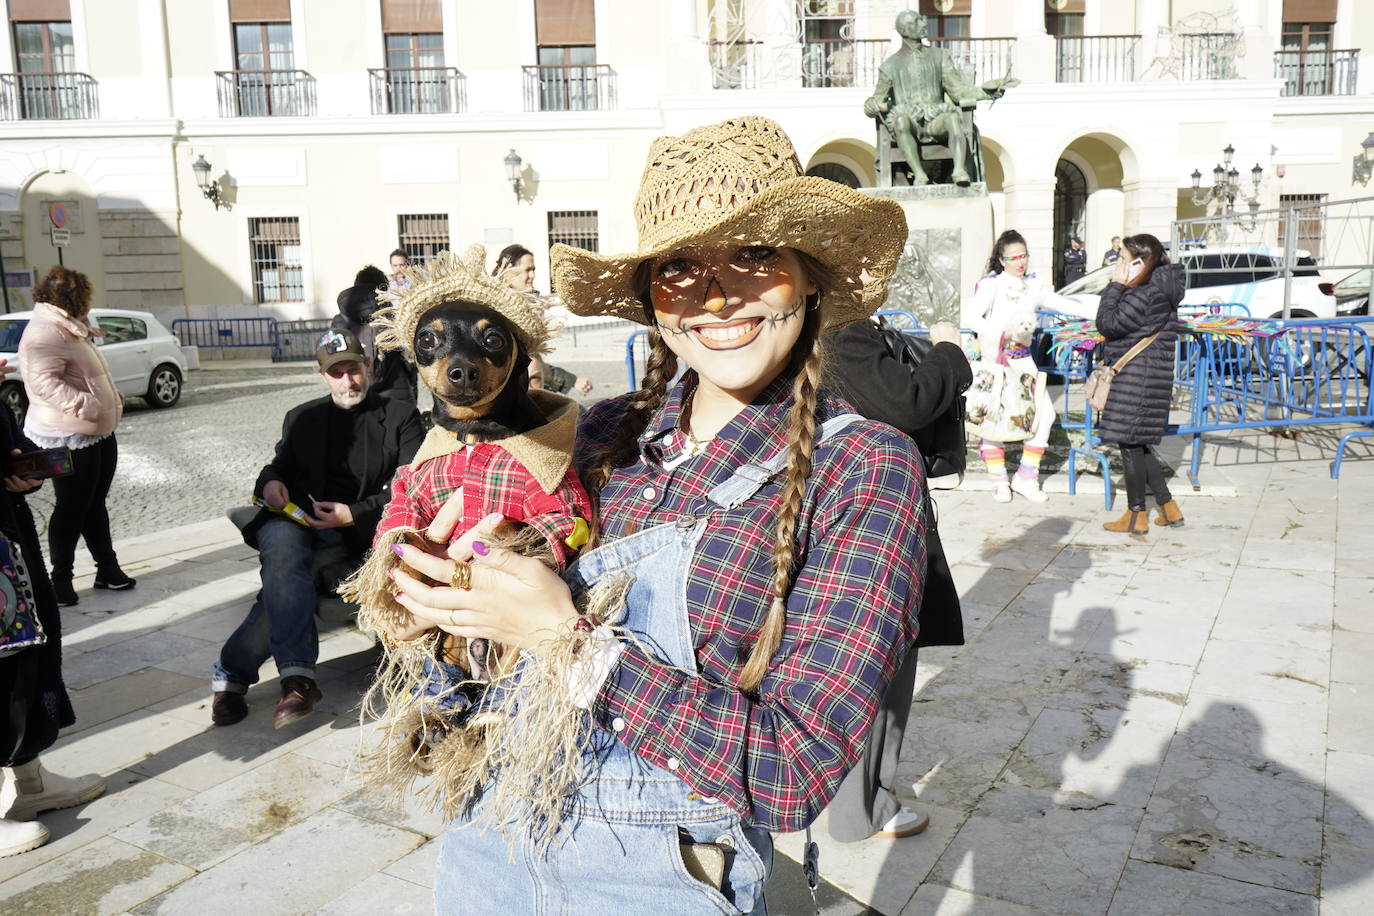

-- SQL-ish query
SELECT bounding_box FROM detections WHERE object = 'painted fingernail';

[473,541,489,557]
[391,544,405,557]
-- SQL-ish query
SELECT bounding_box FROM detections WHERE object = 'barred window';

[1279,193,1327,259]
[397,213,450,262]
[248,217,303,303]
[547,210,598,253]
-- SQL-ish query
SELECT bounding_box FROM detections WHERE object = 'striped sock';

[1017,445,1046,479]
[981,444,1007,482]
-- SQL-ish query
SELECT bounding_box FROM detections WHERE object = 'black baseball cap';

[316,329,366,370]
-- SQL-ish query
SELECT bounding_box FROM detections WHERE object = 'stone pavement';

[1,427,1371,915]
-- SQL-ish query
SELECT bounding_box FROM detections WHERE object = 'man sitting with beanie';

[210,329,424,728]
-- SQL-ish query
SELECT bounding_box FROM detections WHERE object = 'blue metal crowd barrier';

[274,319,334,362]
[171,317,278,352]
[1059,314,1374,507]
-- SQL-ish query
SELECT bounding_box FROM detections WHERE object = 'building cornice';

[0,118,181,141]
[178,110,665,140]
[1273,95,1374,118]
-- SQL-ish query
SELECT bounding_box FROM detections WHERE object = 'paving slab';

[901,884,1059,916]
[927,783,1145,916]
[128,807,423,915]
[114,753,354,870]
[1323,751,1374,852]
[1105,858,1316,916]
[313,871,434,916]
[0,835,194,915]
[0,769,192,884]
[1326,683,1374,755]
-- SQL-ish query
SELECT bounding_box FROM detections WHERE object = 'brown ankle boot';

[1103,509,1149,535]
[1154,500,1185,527]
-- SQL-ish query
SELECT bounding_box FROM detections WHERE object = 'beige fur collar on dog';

[410,388,579,494]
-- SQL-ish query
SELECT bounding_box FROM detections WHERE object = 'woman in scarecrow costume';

[379,116,928,915]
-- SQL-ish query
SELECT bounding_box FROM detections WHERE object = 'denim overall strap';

[705,413,864,510]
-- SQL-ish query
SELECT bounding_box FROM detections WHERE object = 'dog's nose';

[447,364,481,386]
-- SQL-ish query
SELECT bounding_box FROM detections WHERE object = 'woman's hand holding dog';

[390,497,579,656]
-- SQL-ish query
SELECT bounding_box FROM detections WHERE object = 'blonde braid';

[737,306,824,694]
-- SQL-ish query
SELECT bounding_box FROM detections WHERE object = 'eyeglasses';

[1003,254,1029,262]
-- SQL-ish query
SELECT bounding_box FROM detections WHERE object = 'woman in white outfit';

[970,230,1077,503]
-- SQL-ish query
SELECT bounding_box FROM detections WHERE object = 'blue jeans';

[211,518,340,692]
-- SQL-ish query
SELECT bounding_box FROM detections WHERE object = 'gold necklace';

[681,425,715,459]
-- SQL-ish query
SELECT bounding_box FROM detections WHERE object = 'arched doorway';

[804,138,877,188]
[805,162,861,188]
[1052,159,1087,288]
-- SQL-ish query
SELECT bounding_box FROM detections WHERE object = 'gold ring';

[423,529,447,545]
[449,560,472,590]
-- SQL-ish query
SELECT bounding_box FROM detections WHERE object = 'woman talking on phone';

[19,266,133,606]
[1094,233,1186,534]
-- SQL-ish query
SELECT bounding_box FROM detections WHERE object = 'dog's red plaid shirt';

[379,442,592,571]
[569,372,927,832]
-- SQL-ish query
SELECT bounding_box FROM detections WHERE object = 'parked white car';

[1058,247,1337,320]
[0,308,188,423]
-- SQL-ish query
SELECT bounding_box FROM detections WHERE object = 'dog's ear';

[510,339,531,389]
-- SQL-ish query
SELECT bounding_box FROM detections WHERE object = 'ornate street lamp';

[1352,132,1374,187]
[504,149,523,202]
[191,155,225,210]
[1190,144,1263,236]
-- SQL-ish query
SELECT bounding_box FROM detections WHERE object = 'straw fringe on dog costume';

[341,244,618,847]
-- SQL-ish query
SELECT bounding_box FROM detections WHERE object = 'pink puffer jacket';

[19,301,123,437]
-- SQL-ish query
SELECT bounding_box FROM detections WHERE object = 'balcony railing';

[929,37,1017,87]
[215,69,317,117]
[522,64,615,111]
[368,66,465,114]
[1275,48,1359,96]
[1176,32,1242,80]
[801,38,889,88]
[709,39,761,90]
[1056,35,1139,83]
[0,71,98,120]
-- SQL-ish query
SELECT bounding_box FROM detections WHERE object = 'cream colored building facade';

[1,0,1371,326]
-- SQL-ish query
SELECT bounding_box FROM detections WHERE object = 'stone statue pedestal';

[864,185,994,329]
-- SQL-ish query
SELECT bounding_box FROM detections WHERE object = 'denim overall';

[434,415,861,916]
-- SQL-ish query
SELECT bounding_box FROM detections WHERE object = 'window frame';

[248,216,304,304]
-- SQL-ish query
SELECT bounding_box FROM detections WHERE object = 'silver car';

[0,308,189,423]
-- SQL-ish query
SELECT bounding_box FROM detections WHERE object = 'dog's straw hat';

[550,116,907,330]
[372,245,550,359]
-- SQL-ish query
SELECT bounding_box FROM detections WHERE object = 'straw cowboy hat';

[550,115,908,330]
[372,245,551,359]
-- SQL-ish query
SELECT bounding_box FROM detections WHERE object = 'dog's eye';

[416,329,439,351]
[482,329,507,351]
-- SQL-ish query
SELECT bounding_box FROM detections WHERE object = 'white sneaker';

[992,482,1012,503]
[874,806,930,839]
[1010,476,1049,503]
[0,817,50,857]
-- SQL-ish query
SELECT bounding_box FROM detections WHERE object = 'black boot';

[94,567,136,590]
[52,578,78,607]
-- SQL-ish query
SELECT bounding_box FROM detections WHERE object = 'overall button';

[714,834,735,850]
[641,485,657,500]
[611,717,626,733]
[666,756,680,771]
[676,515,697,530]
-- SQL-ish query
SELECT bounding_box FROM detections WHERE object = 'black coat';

[824,320,969,649]
[1095,264,1185,445]
[0,407,74,766]
[242,392,425,560]
[1063,246,1087,283]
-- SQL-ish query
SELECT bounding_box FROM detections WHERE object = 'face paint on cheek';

[766,299,805,327]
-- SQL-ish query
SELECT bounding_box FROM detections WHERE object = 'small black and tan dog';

[412,301,546,442]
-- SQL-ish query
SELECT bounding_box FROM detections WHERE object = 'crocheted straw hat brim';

[371,245,551,359]
[551,176,907,331]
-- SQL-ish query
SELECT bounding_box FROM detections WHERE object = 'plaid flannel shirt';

[378,442,592,570]
[574,371,927,832]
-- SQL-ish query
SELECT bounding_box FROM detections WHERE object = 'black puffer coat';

[1095,263,1185,445]
[332,266,418,404]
